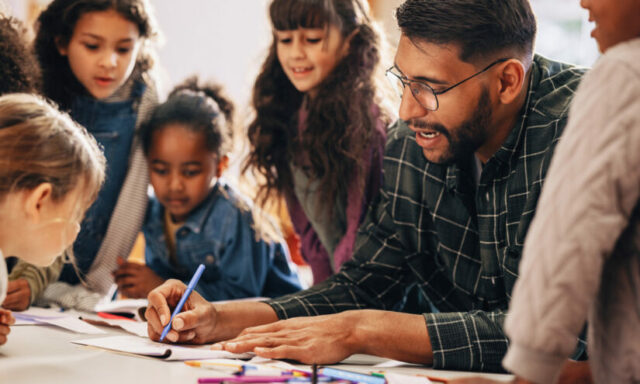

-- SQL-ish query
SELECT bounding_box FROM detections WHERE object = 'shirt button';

[485,192,490,202]
[205,254,215,264]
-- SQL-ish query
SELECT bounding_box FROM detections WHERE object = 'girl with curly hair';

[245,0,391,285]
[9,0,161,311]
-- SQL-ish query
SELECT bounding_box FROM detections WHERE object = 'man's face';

[394,35,495,164]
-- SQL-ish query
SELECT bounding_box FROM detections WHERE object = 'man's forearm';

[351,309,433,365]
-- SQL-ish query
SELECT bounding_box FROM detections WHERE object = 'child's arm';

[112,257,165,298]
[6,255,64,309]
[0,309,15,345]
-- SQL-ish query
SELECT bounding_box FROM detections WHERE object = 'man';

[453,0,640,382]
[145,0,585,373]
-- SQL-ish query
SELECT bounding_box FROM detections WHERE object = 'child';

[0,13,46,312]
[0,93,105,345]
[0,14,41,95]
[113,77,302,301]
[244,0,390,284]
[451,1,640,383]
[9,0,160,311]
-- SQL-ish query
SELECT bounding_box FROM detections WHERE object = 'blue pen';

[159,263,205,341]
[320,367,386,384]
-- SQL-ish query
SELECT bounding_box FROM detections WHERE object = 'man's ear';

[216,155,229,178]
[24,183,54,224]
[495,59,526,105]
[55,36,68,56]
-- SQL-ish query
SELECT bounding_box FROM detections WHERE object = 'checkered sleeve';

[425,309,508,372]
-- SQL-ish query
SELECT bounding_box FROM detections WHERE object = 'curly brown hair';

[0,15,41,95]
[244,0,389,213]
[33,0,159,110]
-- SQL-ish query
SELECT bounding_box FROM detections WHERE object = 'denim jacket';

[144,182,302,301]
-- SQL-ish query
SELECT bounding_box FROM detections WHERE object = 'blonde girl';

[0,93,105,345]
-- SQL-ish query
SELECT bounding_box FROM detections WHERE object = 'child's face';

[148,124,219,223]
[5,185,84,266]
[580,0,640,53]
[275,25,350,98]
[57,9,141,99]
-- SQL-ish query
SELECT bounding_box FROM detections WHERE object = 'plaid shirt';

[268,55,586,372]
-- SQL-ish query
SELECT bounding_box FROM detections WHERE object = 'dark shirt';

[267,55,586,372]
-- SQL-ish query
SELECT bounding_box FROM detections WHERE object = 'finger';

[224,334,291,354]
[147,280,187,327]
[2,293,24,310]
[0,310,14,324]
[0,324,11,336]
[253,345,310,363]
[145,305,164,339]
[6,280,28,294]
[238,321,286,337]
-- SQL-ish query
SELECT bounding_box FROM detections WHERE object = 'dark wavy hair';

[244,0,389,211]
[0,15,41,95]
[34,0,159,109]
[396,0,537,64]
[140,76,234,158]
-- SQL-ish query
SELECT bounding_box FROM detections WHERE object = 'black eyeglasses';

[385,58,509,111]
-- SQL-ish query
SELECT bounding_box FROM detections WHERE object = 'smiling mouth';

[291,66,313,73]
[419,131,440,139]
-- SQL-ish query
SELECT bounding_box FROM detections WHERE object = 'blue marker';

[159,263,205,342]
[320,367,386,384]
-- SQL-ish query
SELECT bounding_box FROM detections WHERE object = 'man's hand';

[145,279,217,344]
[113,258,165,298]
[2,279,31,311]
[217,311,359,364]
[0,309,15,345]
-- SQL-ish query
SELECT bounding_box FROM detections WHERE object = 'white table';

[0,315,514,383]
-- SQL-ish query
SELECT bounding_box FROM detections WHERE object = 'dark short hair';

[140,76,234,158]
[396,0,537,63]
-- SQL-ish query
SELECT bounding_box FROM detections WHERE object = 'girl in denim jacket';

[7,0,161,311]
[113,77,302,301]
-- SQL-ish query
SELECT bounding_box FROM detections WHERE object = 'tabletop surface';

[0,309,514,384]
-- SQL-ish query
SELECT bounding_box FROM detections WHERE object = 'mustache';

[404,118,450,139]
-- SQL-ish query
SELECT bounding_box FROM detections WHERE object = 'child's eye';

[151,168,168,175]
[83,43,99,51]
[183,169,201,177]
[278,37,292,44]
[117,47,132,54]
[306,38,322,44]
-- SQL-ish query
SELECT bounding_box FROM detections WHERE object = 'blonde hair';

[0,93,105,212]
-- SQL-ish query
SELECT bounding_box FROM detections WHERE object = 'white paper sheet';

[72,335,253,361]
[385,372,432,384]
[79,314,149,337]
[12,307,106,334]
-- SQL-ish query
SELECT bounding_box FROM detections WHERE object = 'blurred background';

[3,0,598,107]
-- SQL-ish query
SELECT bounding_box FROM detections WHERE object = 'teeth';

[420,131,439,139]
[292,67,312,73]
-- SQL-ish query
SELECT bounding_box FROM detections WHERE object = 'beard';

[409,86,493,165]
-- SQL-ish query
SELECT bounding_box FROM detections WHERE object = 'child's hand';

[0,309,15,345]
[113,258,165,299]
[2,279,31,311]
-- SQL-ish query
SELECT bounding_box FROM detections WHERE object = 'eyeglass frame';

[386,58,510,111]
